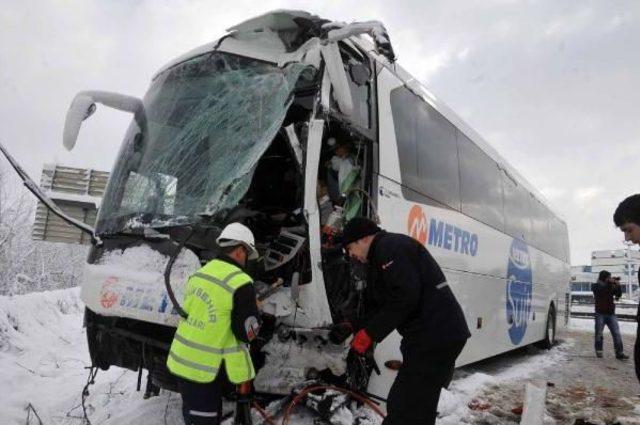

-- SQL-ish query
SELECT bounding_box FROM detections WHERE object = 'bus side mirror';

[63,90,144,151]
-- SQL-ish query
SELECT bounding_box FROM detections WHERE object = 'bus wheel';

[538,306,556,350]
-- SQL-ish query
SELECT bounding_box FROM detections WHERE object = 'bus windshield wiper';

[0,141,100,245]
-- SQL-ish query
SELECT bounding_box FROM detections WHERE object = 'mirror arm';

[63,91,144,151]
[81,90,143,114]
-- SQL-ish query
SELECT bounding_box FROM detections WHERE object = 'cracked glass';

[96,52,312,234]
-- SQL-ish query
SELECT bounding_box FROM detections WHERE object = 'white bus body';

[47,10,570,402]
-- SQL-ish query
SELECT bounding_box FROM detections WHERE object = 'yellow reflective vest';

[167,258,255,384]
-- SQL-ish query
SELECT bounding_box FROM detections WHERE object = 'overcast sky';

[1,0,638,265]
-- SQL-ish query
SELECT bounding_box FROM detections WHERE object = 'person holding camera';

[591,270,628,360]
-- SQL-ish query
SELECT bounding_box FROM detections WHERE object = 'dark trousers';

[635,330,640,383]
[177,374,225,425]
[383,339,467,425]
[594,313,624,355]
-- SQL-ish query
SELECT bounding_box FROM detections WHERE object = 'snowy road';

[457,320,640,424]
[1,288,639,424]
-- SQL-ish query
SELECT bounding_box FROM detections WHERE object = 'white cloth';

[329,155,355,193]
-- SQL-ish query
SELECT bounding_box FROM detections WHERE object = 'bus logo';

[99,276,120,309]
[408,205,428,244]
[506,239,533,344]
[407,205,479,256]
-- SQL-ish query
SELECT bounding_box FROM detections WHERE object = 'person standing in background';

[591,270,628,359]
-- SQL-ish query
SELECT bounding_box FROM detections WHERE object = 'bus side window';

[531,196,564,258]
[559,220,570,262]
[458,131,503,231]
[390,87,461,210]
[548,217,567,261]
[503,174,533,243]
[416,98,460,210]
[336,42,373,130]
[390,87,419,190]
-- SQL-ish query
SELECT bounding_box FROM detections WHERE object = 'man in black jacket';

[613,194,640,384]
[331,217,470,425]
[591,270,627,359]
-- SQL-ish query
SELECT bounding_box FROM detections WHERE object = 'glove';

[328,321,353,344]
[350,329,373,355]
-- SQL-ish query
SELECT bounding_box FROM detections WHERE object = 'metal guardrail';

[32,164,107,245]
[570,311,637,322]
[570,301,638,322]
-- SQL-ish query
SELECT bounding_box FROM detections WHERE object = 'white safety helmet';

[216,222,259,260]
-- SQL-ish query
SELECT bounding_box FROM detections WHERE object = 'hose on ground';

[252,400,277,425]
[281,384,386,425]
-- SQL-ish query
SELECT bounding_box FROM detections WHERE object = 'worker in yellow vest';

[167,222,261,425]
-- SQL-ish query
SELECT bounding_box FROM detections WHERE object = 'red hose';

[281,384,386,425]
[252,400,277,425]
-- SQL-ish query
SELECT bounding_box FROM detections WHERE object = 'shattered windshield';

[95,52,311,235]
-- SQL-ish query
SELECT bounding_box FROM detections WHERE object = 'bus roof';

[155,10,565,224]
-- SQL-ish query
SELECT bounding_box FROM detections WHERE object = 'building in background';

[32,164,108,244]
[571,248,640,302]
[570,265,597,303]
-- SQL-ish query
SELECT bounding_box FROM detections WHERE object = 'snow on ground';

[436,340,572,424]
[0,287,188,425]
[1,288,638,424]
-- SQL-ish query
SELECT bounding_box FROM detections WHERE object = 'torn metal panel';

[323,20,396,62]
[154,35,287,80]
[301,44,321,68]
[226,9,325,33]
[231,28,288,54]
[282,118,333,328]
[228,10,330,58]
[321,68,332,111]
[284,124,304,167]
[277,37,321,67]
[263,230,305,271]
[320,43,354,116]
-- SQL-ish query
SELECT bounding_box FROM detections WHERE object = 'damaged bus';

[1,10,571,406]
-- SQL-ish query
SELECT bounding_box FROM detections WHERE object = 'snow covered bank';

[0,287,89,423]
[0,287,84,353]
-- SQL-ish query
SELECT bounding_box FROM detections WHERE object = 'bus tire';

[537,305,556,350]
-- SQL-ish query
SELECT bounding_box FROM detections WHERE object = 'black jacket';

[359,232,471,351]
[636,268,639,383]
[591,279,622,315]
